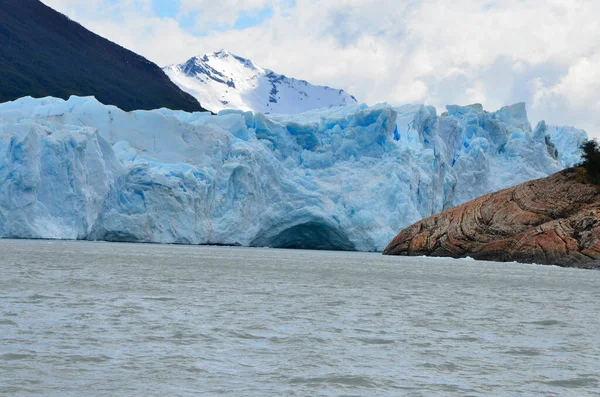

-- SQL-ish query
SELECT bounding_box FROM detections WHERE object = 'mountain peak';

[213,49,232,58]
[164,50,358,114]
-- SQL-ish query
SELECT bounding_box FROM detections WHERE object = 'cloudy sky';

[42,0,599,135]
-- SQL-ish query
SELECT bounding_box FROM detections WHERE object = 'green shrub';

[575,167,588,184]
[579,139,600,184]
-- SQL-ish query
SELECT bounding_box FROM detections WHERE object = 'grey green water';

[1,239,599,396]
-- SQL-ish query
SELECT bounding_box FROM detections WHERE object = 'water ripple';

[1,239,599,396]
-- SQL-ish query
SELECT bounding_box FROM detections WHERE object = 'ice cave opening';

[253,221,356,251]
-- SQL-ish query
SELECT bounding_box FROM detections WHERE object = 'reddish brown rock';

[383,168,600,269]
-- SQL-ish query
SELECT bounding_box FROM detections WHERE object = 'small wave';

[543,377,598,388]
[0,353,36,360]
[504,348,542,357]
[527,320,562,326]
[441,336,482,342]
[169,332,214,343]
[64,354,112,363]
[27,294,57,300]
[289,375,378,388]
[354,337,395,345]
[420,362,461,372]
[142,297,177,301]
[228,331,265,340]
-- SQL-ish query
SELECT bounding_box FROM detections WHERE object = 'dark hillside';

[0,0,205,112]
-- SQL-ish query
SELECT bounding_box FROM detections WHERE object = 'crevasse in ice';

[0,96,586,251]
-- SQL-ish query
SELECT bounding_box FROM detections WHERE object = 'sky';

[41,0,600,136]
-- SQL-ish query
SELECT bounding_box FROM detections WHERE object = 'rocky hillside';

[0,0,204,112]
[383,168,600,269]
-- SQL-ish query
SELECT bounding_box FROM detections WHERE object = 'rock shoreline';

[383,168,600,269]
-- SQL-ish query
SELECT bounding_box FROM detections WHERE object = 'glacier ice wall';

[0,96,587,251]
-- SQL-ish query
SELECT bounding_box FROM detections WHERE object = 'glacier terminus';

[0,96,587,251]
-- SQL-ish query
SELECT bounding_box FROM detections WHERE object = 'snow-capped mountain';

[0,96,586,251]
[163,50,358,114]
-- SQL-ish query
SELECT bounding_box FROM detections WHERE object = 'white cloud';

[179,0,276,28]
[531,52,600,133]
[40,0,600,136]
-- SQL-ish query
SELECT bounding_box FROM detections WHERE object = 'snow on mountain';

[0,96,585,251]
[163,50,358,114]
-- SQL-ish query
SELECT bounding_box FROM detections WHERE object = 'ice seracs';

[163,50,358,114]
[0,96,587,251]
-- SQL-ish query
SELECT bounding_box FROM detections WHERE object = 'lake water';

[1,239,600,396]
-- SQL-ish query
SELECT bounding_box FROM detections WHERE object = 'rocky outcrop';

[383,168,600,269]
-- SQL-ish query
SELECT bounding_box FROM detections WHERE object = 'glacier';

[0,96,586,251]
